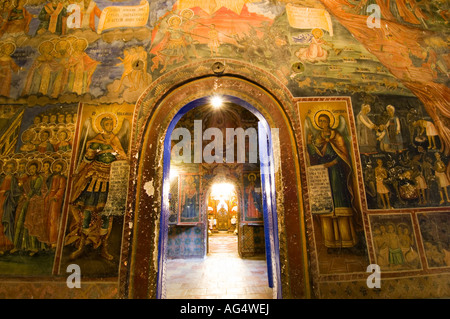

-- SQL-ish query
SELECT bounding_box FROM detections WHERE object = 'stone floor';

[164,232,273,299]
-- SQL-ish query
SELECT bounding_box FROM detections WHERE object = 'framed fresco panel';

[178,173,201,224]
[242,172,264,224]
[298,99,363,249]
[417,212,450,269]
[369,214,422,272]
[58,103,133,277]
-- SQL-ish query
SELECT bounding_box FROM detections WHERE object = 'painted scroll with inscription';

[97,0,149,34]
[286,3,333,35]
[102,160,130,216]
[307,165,333,214]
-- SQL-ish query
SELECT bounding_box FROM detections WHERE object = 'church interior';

[0,0,448,299]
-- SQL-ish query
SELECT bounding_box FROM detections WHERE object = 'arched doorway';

[159,95,280,298]
[121,65,309,299]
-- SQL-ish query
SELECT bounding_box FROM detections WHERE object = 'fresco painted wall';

[0,0,448,298]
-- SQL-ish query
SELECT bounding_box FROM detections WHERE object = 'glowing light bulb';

[211,95,223,109]
[211,182,235,199]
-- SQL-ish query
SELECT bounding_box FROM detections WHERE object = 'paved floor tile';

[165,232,273,299]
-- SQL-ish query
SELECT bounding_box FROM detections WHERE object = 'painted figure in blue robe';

[306,113,358,249]
[181,175,198,220]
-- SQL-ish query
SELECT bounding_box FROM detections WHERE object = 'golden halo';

[312,28,324,38]
[73,37,88,51]
[51,159,68,173]
[313,110,336,129]
[57,128,71,141]
[1,41,16,55]
[168,15,182,27]
[39,128,52,141]
[93,112,119,134]
[4,159,17,174]
[54,38,72,54]
[248,173,257,182]
[26,159,41,174]
[65,35,79,45]
[21,128,36,143]
[180,8,194,19]
[41,158,53,172]
[12,153,24,159]
[38,40,54,54]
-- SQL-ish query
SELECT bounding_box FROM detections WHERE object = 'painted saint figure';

[378,105,404,153]
[50,39,72,98]
[0,42,20,98]
[115,46,149,93]
[66,38,99,95]
[23,159,49,250]
[295,28,330,63]
[37,129,54,153]
[180,175,198,220]
[386,223,405,267]
[410,154,428,205]
[11,161,47,256]
[45,160,67,247]
[208,24,220,57]
[36,0,68,36]
[412,119,439,149]
[0,161,21,255]
[372,224,389,267]
[306,112,358,248]
[397,224,418,265]
[356,104,378,154]
[79,0,102,32]
[180,8,199,60]
[245,173,262,219]
[67,115,128,260]
[375,159,392,209]
[54,129,71,152]
[22,40,57,96]
[0,0,33,38]
[151,15,187,73]
[434,152,450,204]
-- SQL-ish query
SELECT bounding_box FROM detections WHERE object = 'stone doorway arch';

[118,60,310,299]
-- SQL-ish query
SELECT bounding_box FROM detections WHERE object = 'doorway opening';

[207,182,238,255]
[159,95,280,299]
[207,182,239,238]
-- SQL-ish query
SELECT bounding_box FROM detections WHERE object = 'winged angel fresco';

[65,112,130,261]
[304,111,359,249]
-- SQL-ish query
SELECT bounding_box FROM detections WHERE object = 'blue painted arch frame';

[157,95,282,299]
